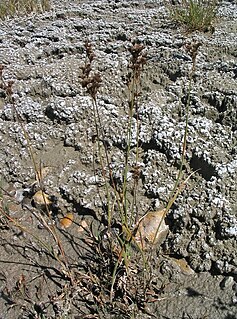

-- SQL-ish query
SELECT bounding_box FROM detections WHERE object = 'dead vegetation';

[0,0,51,20]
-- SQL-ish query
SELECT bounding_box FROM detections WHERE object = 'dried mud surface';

[0,0,237,318]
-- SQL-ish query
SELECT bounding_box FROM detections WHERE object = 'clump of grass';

[0,0,51,20]
[79,38,202,310]
[0,35,201,316]
[80,40,149,302]
[168,0,218,32]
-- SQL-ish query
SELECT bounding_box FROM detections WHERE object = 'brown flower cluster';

[128,43,147,81]
[0,64,14,102]
[80,40,102,101]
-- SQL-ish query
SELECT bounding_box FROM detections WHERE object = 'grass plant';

[79,39,201,309]
[168,0,218,32]
[0,0,51,19]
[80,41,148,301]
[0,35,201,316]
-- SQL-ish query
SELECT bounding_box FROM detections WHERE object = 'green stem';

[149,66,195,255]
[122,74,136,225]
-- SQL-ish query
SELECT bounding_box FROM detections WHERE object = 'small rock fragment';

[60,213,74,229]
[220,276,234,290]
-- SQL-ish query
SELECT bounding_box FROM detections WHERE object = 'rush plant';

[0,36,201,317]
[79,39,201,307]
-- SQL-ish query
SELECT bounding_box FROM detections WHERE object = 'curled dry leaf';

[134,209,169,251]
[60,213,74,229]
[32,190,52,207]
[168,257,195,275]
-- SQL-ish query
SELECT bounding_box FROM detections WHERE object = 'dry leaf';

[78,220,88,232]
[168,257,195,275]
[134,209,169,251]
[32,190,52,207]
[60,213,74,229]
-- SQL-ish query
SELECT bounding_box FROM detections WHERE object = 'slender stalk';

[122,74,136,225]
[92,98,112,225]
[110,43,147,301]
[168,74,192,202]
[149,42,201,252]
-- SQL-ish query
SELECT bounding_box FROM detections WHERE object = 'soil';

[0,0,236,318]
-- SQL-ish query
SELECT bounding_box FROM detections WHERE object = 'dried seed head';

[0,64,4,78]
[185,41,202,64]
[127,41,147,84]
[80,41,102,100]
[85,40,95,62]
[131,164,142,183]
[5,80,14,99]
[129,43,146,65]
